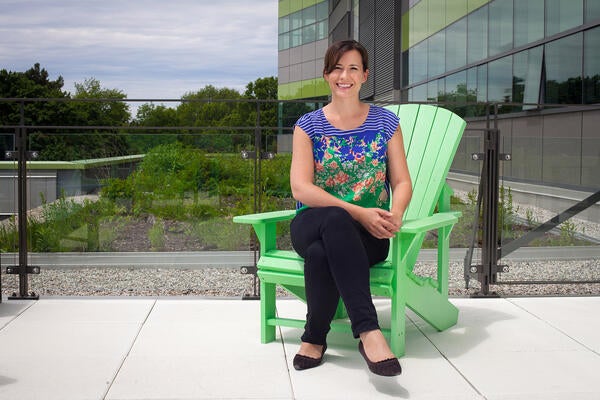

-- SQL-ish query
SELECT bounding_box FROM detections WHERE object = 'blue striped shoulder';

[294,109,322,139]
[370,105,400,141]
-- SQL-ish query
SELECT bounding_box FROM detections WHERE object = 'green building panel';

[278,79,328,100]
[279,0,321,17]
[403,0,491,51]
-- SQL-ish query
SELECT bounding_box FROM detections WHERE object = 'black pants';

[290,206,390,345]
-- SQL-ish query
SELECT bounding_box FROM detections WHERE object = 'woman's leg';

[291,206,389,343]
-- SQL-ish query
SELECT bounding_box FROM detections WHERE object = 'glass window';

[316,1,328,21]
[303,25,316,44]
[428,0,446,35]
[513,47,543,109]
[488,0,513,57]
[410,40,428,84]
[514,0,544,47]
[427,79,442,102]
[291,10,302,30]
[279,33,290,51]
[428,30,445,78]
[446,18,467,72]
[279,16,290,33]
[411,84,428,102]
[477,64,488,103]
[488,55,513,103]
[402,50,409,88]
[444,70,467,114]
[291,28,302,48]
[303,6,316,25]
[467,5,488,64]
[466,65,488,116]
[584,27,600,103]
[585,0,600,23]
[316,21,327,40]
[545,33,583,104]
[411,1,429,46]
[546,0,583,37]
[446,0,467,25]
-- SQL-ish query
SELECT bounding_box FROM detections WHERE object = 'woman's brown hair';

[323,40,369,75]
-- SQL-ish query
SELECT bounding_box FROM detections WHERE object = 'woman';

[289,40,412,377]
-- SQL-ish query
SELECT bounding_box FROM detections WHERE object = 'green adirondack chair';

[233,104,467,357]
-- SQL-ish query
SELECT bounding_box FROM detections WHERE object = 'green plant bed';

[422,195,596,249]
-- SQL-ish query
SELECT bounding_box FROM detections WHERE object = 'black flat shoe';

[358,341,402,376]
[293,344,327,371]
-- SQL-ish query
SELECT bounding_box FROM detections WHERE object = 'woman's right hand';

[355,207,398,239]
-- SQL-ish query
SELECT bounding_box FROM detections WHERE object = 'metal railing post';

[6,101,40,300]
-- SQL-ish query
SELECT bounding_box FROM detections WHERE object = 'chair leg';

[260,280,276,343]
[389,290,407,357]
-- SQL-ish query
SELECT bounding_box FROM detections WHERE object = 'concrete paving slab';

[0,296,598,400]
[508,296,600,354]
[0,300,34,329]
[105,299,292,400]
[0,299,154,400]
[277,299,483,400]
[417,298,600,400]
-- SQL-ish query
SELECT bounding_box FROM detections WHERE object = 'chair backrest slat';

[386,104,466,221]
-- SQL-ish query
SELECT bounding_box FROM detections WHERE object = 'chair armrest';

[233,210,296,254]
[401,211,461,234]
[233,209,296,225]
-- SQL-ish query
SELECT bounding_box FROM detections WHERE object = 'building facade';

[278,0,600,191]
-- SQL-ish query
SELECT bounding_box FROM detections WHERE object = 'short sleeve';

[294,110,319,139]
[377,107,400,142]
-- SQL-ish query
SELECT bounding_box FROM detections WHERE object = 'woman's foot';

[293,342,327,371]
[359,330,396,362]
[358,330,401,376]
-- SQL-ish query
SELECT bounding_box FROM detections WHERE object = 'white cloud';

[0,0,278,98]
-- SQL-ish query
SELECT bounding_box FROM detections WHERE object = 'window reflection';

[546,0,583,37]
[545,34,582,104]
[442,70,467,115]
[514,0,544,47]
[446,18,467,72]
[584,27,600,104]
[585,0,600,23]
[411,40,428,84]
[428,30,445,78]
[513,47,543,110]
[488,0,513,56]
[488,56,513,105]
[467,5,487,64]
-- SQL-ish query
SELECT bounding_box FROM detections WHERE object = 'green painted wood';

[232,209,295,224]
[234,105,466,357]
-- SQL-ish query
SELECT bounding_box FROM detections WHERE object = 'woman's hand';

[355,208,401,239]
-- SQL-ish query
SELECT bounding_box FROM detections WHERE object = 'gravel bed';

[2,259,598,298]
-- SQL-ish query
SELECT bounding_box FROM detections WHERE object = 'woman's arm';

[290,125,359,212]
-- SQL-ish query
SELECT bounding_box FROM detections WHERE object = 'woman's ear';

[363,69,369,83]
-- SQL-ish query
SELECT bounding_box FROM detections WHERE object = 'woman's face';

[324,49,369,98]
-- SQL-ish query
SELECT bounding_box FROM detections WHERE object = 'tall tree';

[31,78,132,160]
[129,103,179,152]
[176,85,243,152]
[0,64,71,156]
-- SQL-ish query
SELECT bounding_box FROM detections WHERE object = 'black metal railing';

[1,98,599,300]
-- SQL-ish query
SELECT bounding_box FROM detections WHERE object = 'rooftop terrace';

[1,296,598,399]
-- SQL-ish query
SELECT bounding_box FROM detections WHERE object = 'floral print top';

[295,105,400,211]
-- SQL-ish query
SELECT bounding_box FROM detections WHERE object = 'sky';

[0,0,279,101]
